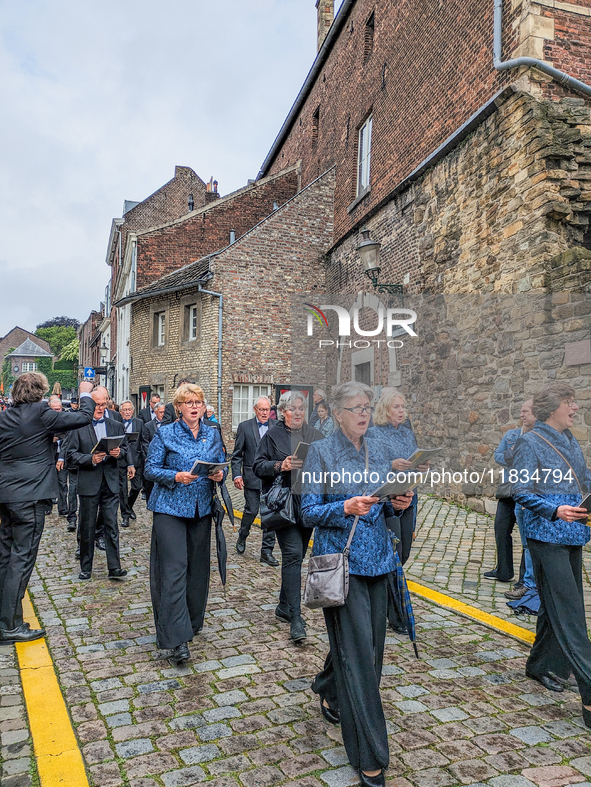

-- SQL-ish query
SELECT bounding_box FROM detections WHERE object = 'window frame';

[232,384,272,432]
[357,114,373,196]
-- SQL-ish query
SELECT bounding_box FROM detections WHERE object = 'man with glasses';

[231,396,279,566]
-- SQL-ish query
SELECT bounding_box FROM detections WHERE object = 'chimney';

[316,0,334,52]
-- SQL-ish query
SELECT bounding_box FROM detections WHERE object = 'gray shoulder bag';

[303,441,368,610]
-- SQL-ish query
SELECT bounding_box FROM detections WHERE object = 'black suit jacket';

[231,417,276,490]
[0,396,94,503]
[160,402,177,425]
[140,417,162,461]
[121,416,145,466]
[67,418,128,496]
[139,405,157,424]
[106,409,123,423]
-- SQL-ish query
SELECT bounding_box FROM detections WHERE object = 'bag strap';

[343,440,369,557]
[532,432,582,494]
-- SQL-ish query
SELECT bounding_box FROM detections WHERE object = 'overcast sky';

[0,0,344,339]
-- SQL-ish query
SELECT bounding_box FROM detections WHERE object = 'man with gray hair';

[231,395,278,566]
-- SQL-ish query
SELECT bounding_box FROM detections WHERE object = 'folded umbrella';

[211,493,228,587]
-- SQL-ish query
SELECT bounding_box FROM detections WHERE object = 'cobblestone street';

[3,496,591,787]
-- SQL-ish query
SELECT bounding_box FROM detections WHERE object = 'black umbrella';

[211,481,234,587]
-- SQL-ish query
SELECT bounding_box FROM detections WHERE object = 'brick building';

[77,309,105,385]
[6,338,54,378]
[0,327,51,364]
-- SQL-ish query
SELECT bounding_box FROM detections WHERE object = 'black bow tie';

[93,418,105,425]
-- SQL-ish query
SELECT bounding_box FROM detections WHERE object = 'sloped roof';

[7,337,54,358]
[114,255,212,307]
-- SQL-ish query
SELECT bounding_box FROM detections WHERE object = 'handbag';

[260,474,297,531]
[303,442,368,610]
[495,481,514,499]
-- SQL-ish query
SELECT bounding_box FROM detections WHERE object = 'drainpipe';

[493,0,591,97]
[198,286,223,422]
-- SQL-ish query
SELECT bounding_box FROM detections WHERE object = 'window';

[154,311,166,346]
[22,362,38,372]
[312,106,320,150]
[364,12,375,62]
[182,301,200,344]
[232,384,272,431]
[151,384,165,399]
[189,305,198,341]
[357,115,373,195]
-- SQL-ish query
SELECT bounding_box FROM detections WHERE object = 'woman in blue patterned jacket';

[301,381,414,787]
[144,384,226,665]
[512,382,591,723]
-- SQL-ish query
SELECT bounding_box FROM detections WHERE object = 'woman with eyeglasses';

[512,383,591,722]
[301,381,414,787]
[252,390,323,642]
[144,384,226,664]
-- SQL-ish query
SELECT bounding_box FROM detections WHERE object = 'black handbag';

[495,481,513,499]
[260,474,297,531]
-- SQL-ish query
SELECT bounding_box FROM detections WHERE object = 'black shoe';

[67,522,76,533]
[582,704,591,729]
[390,622,408,634]
[290,616,307,642]
[525,669,564,693]
[121,518,130,528]
[171,642,190,664]
[58,511,68,517]
[75,548,81,560]
[483,569,512,582]
[108,568,127,580]
[95,538,106,551]
[78,571,91,581]
[359,771,385,787]
[129,510,136,520]
[275,605,291,623]
[260,551,279,567]
[236,539,246,554]
[141,492,147,501]
[0,623,46,644]
[320,698,339,725]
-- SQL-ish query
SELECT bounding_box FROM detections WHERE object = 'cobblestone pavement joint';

[2,493,591,787]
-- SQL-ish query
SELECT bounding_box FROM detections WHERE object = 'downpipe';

[198,286,223,422]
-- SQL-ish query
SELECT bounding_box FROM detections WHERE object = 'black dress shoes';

[236,538,246,554]
[171,642,190,664]
[290,616,307,642]
[121,517,130,528]
[95,538,106,551]
[0,623,46,644]
[320,698,340,725]
[108,568,128,580]
[129,511,136,520]
[582,704,591,729]
[525,669,564,692]
[275,605,291,623]
[67,522,77,533]
[483,569,512,582]
[78,571,91,581]
[359,771,385,787]
[260,551,279,567]
[75,548,81,560]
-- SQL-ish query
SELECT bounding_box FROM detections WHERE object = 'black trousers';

[386,507,414,630]
[312,574,389,772]
[128,462,143,511]
[150,512,212,650]
[120,465,143,516]
[239,487,276,553]
[0,500,49,630]
[67,471,78,525]
[527,538,591,705]
[57,467,68,515]
[275,524,312,618]
[493,497,516,580]
[79,479,121,574]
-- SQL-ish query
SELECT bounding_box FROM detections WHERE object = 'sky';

[0,0,345,339]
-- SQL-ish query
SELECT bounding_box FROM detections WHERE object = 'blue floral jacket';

[512,421,591,545]
[144,419,226,518]
[301,429,398,577]
[494,427,522,467]
[367,422,418,512]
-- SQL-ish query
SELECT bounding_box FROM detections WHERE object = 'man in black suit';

[118,400,144,526]
[48,396,69,516]
[67,387,131,581]
[0,374,94,643]
[231,396,278,566]
[139,393,160,424]
[140,401,166,502]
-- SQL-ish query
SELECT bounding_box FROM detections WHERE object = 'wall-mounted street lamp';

[357,228,403,294]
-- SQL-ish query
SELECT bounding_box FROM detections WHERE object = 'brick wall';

[0,328,51,363]
[134,168,300,289]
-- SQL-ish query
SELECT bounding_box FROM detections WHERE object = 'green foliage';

[1,349,15,393]
[59,337,79,364]
[35,326,77,356]
[37,358,78,392]
[36,316,80,330]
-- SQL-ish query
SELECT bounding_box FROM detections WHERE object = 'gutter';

[257,0,356,179]
[494,0,591,97]
[113,271,213,308]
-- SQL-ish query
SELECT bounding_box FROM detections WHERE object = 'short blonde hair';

[173,383,205,411]
[373,389,406,427]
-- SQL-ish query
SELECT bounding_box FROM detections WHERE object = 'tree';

[59,338,79,363]
[36,316,80,330]
[35,326,77,357]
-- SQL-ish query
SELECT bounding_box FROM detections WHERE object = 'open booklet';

[368,477,420,501]
[189,459,230,477]
[91,435,126,454]
[405,447,442,469]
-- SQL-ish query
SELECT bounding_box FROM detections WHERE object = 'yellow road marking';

[231,505,535,645]
[407,580,536,644]
[17,591,89,787]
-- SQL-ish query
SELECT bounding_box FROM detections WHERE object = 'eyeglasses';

[255,407,270,413]
[566,399,578,407]
[181,400,204,407]
[343,405,375,415]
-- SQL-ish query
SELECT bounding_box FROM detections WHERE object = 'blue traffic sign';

[84,367,95,379]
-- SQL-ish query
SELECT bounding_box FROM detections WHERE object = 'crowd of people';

[1,374,591,786]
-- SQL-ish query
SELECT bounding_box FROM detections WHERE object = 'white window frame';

[189,305,198,341]
[157,312,166,346]
[22,362,38,372]
[232,384,272,431]
[357,115,373,195]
